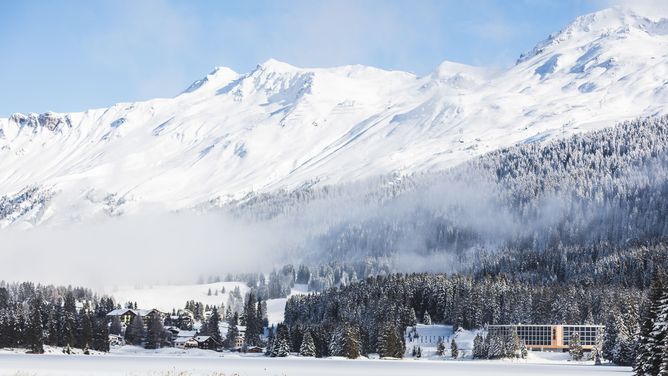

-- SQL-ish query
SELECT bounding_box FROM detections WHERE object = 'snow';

[1,7,667,227]
[108,282,307,325]
[109,282,250,313]
[0,352,632,376]
[265,284,308,325]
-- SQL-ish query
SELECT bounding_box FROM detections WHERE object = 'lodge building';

[487,324,604,351]
[105,308,165,325]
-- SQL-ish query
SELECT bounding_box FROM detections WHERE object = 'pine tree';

[602,317,619,363]
[46,306,59,346]
[80,313,92,349]
[652,284,668,374]
[520,339,528,359]
[91,317,110,352]
[472,333,484,358]
[125,314,145,346]
[636,273,665,376]
[273,324,290,357]
[437,337,446,356]
[378,324,404,358]
[423,311,432,325]
[243,292,260,346]
[27,296,44,354]
[300,330,316,357]
[659,343,668,376]
[276,337,290,357]
[109,316,122,335]
[451,338,459,359]
[144,312,164,349]
[208,306,222,345]
[487,333,503,359]
[569,331,584,361]
[505,330,520,358]
[225,312,240,349]
[340,325,361,359]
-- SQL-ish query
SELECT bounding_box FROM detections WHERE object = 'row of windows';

[563,326,602,346]
[516,326,553,346]
[488,325,603,347]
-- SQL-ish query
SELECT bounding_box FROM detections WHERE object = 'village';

[104,304,606,361]
[105,306,265,353]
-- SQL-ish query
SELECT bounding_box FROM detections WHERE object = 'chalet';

[487,324,604,351]
[174,337,199,349]
[234,334,244,348]
[106,308,165,326]
[194,335,221,350]
[246,346,264,353]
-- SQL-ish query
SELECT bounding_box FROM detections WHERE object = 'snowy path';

[0,353,632,376]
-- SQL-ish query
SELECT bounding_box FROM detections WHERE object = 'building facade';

[487,324,603,351]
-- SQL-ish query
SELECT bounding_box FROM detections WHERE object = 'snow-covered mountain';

[1,6,668,227]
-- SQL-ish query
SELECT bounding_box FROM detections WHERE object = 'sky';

[0,0,629,116]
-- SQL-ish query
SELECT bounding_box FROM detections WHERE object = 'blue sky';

[0,0,615,116]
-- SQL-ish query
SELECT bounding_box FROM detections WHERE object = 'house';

[487,324,604,351]
[106,308,166,326]
[194,336,221,350]
[246,346,264,353]
[174,337,199,349]
[234,334,244,348]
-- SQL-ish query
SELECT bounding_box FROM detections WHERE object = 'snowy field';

[109,282,308,325]
[0,353,632,376]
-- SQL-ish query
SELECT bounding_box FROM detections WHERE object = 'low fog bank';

[0,211,298,289]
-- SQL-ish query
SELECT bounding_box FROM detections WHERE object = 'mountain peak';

[257,58,299,72]
[183,66,238,94]
[516,7,650,64]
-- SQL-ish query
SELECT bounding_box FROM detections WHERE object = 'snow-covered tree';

[450,338,459,359]
[300,330,316,357]
[569,332,584,361]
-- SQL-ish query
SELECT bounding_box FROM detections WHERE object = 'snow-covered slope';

[1,6,667,227]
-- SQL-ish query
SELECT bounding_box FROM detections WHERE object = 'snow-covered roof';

[106,308,163,317]
[176,330,197,338]
[194,336,211,342]
[174,337,196,344]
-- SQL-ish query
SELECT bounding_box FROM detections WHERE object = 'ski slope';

[1,7,668,227]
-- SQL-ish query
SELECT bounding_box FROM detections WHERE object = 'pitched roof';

[106,308,164,317]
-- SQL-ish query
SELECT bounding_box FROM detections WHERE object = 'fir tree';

[144,312,164,349]
[487,334,503,359]
[450,338,459,359]
[208,306,222,345]
[340,325,361,359]
[569,332,584,361]
[603,317,619,363]
[300,330,316,357]
[109,316,122,335]
[423,311,432,325]
[225,312,240,349]
[437,337,446,356]
[125,314,145,346]
[472,333,484,359]
[91,317,110,352]
[636,273,665,376]
[27,295,44,354]
[378,324,404,358]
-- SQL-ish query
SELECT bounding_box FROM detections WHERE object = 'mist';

[0,211,299,289]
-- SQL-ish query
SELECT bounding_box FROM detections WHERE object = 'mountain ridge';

[1,6,667,227]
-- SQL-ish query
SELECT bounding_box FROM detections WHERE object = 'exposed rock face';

[8,112,72,131]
